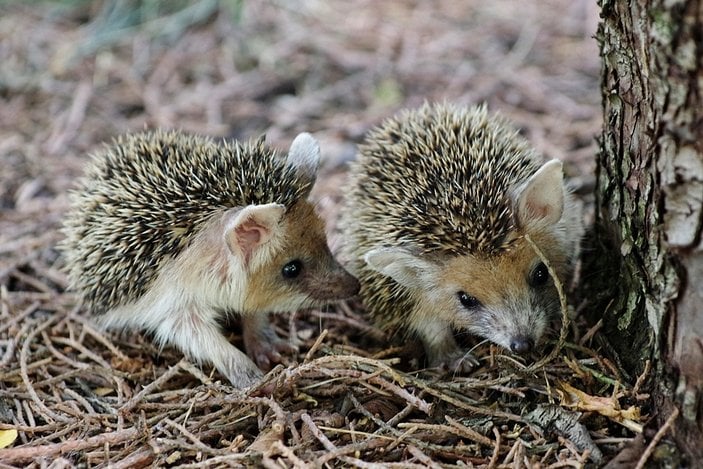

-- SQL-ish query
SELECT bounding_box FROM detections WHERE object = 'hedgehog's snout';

[338,270,361,298]
[509,335,534,354]
[302,264,360,302]
[323,267,360,300]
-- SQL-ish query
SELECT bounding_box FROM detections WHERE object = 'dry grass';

[0,1,650,467]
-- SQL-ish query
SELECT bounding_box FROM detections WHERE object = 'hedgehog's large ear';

[224,203,285,264]
[365,248,440,290]
[286,132,320,190]
[514,159,564,228]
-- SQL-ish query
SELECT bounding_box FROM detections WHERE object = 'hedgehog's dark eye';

[282,260,303,279]
[530,262,549,287]
[457,291,481,309]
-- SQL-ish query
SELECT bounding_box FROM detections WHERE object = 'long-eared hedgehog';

[61,130,359,388]
[341,103,582,371]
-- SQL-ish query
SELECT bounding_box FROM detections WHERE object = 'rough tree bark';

[595,0,702,462]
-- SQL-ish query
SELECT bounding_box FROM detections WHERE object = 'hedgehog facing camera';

[61,130,360,388]
[341,103,582,373]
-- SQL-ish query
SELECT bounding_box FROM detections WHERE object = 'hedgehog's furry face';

[244,201,360,313]
[439,231,569,353]
[365,228,569,355]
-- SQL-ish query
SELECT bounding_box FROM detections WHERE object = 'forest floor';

[0,1,655,467]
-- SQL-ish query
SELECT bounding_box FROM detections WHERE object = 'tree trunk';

[595,0,703,461]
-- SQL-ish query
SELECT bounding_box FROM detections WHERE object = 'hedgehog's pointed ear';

[286,132,320,189]
[224,203,286,264]
[365,248,440,290]
[514,159,564,228]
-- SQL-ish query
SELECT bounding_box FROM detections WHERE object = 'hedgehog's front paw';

[243,316,298,371]
[247,335,298,371]
[209,346,265,388]
[430,350,480,374]
[447,351,480,374]
[226,363,264,389]
[422,327,479,374]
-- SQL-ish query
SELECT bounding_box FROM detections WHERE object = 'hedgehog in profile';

[61,130,359,388]
[341,103,582,372]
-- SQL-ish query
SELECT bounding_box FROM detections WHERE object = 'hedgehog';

[341,103,582,372]
[61,130,360,388]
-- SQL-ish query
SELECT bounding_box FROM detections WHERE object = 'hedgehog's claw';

[243,314,298,371]
[420,323,479,374]
[446,351,480,374]
[224,364,264,389]
[249,336,297,371]
[430,349,480,375]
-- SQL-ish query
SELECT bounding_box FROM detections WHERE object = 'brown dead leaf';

[557,381,643,432]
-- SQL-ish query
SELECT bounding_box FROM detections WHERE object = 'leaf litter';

[0,1,656,467]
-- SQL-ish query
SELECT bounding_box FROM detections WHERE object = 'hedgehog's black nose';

[510,336,533,354]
